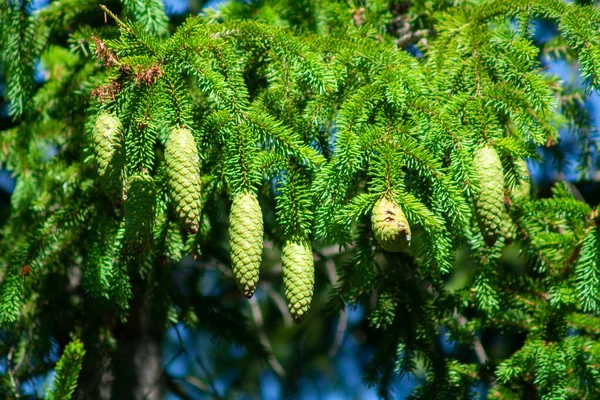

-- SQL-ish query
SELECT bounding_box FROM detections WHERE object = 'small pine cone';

[92,113,125,206]
[164,127,202,233]
[125,173,156,252]
[500,213,518,244]
[511,158,531,202]
[371,196,411,252]
[229,191,264,298]
[474,145,504,247]
[282,239,314,324]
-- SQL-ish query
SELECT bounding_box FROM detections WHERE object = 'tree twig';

[184,375,210,393]
[327,308,347,358]
[248,296,286,378]
[396,29,432,49]
[164,376,196,400]
[173,324,225,400]
[454,312,488,365]
[193,351,224,400]
[99,4,129,31]
[260,281,293,327]
[143,347,185,400]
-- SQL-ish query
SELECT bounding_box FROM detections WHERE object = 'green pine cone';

[511,158,531,202]
[474,145,504,247]
[282,239,314,324]
[229,191,264,298]
[164,127,202,234]
[125,173,156,251]
[371,196,411,252]
[92,113,125,206]
[500,212,518,244]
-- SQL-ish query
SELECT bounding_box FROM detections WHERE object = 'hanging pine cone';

[371,196,411,252]
[474,145,504,247]
[511,158,531,202]
[164,127,202,234]
[125,173,156,252]
[500,212,518,244]
[229,191,264,298]
[282,239,314,324]
[92,113,125,207]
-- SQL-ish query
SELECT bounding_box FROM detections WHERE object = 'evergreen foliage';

[0,0,600,398]
[45,339,85,400]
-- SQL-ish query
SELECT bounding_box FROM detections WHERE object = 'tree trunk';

[112,289,165,400]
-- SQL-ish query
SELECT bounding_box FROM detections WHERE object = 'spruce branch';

[99,4,129,31]
[45,339,86,400]
[2,0,600,397]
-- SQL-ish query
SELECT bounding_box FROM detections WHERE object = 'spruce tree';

[1,0,600,398]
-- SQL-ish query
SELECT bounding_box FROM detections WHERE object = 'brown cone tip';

[244,288,256,299]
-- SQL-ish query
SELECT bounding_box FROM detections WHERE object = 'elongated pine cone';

[92,113,125,206]
[474,145,504,247]
[164,127,202,233]
[282,239,314,324]
[125,173,156,251]
[229,191,264,298]
[511,158,531,202]
[371,196,411,252]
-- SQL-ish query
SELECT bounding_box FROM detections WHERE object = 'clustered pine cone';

[371,196,411,252]
[229,191,264,298]
[474,145,504,247]
[164,127,202,234]
[125,173,156,251]
[282,239,315,324]
[92,113,125,206]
